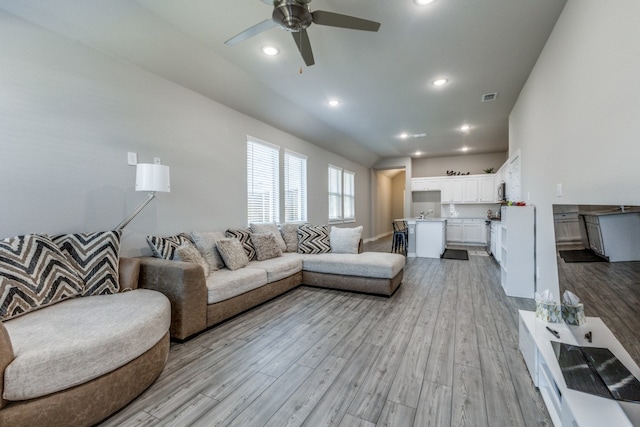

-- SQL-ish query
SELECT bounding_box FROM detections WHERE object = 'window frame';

[246,136,280,225]
[284,149,308,223]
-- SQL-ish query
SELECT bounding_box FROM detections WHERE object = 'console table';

[518,310,640,426]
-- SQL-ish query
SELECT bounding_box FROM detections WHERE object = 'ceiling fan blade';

[292,30,315,66]
[224,19,276,46]
[312,10,380,32]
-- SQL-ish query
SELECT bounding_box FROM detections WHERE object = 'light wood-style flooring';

[100,237,551,426]
[556,246,640,365]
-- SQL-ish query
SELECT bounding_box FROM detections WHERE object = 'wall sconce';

[116,163,170,230]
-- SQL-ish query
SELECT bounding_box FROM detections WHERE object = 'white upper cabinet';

[411,177,441,191]
[412,174,498,204]
[441,178,464,203]
[478,176,496,202]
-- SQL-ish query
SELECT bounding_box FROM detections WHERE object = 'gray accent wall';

[509,0,640,299]
[0,11,371,256]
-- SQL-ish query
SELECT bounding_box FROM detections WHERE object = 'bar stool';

[392,221,408,255]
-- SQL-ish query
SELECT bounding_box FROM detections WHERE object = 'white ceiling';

[0,0,566,167]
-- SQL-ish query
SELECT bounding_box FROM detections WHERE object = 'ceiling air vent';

[482,92,498,102]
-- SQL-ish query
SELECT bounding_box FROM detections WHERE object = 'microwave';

[497,182,507,201]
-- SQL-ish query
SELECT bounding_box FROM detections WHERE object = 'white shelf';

[519,311,640,426]
[500,206,534,298]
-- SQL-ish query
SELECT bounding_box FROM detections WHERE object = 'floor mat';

[559,249,607,263]
[441,249,469,260]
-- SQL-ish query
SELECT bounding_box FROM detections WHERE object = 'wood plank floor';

[100,237,551,426]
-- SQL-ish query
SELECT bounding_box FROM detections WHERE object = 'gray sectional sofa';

[139,224,405,340]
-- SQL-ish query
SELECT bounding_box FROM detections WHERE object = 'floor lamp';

[116,163,170,231]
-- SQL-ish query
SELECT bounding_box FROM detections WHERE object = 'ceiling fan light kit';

[225,0,381,67]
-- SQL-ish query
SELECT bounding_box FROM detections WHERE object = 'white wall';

[509,0,640,298]
[0,12,371,256]
[373,172,393,240]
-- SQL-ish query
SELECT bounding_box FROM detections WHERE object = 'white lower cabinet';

[446,218,486,244]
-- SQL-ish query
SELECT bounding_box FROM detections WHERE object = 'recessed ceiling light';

[415,0,436,5]
[415,151,423,156]
[432,78,448,87]
[400,132,410,139]
[461,147,469,152]
[328,99,341,107]
[460,124,471,131]
[261,46,279,56]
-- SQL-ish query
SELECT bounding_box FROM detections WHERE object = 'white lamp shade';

[135,163,170,192]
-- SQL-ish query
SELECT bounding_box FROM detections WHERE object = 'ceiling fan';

[224,0,381,66]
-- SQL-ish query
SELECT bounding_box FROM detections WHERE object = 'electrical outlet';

[127,152,137,165]
[556,183,563,197]
[154,157,161,165]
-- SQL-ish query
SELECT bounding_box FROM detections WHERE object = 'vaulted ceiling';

[0,0,567,167]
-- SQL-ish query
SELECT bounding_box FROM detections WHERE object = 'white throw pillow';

[330,226,363,254]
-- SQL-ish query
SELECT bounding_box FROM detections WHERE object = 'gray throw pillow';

[190,231,226,272]
[250,222,287,252]
[173,242,210,277]
[216,238,250,271]
[251,232,283,261]
[280,223,302,253]
[330,226,363,254]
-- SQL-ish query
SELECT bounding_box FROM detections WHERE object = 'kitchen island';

[396,218,447,258]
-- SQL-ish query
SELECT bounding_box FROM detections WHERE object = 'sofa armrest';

[119,257,141,291]
[0,321,14,409]
[137,257,208,340]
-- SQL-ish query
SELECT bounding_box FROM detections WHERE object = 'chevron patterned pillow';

[52,230,122,296]
[146,234,190,260]
[297,224,331,254]
[225,228,257,260]
[0,234,84,321]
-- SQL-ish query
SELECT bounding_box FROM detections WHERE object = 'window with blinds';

[284,150,307,222]
[343,170,355,221]
[328,165,343,222]
[247,138,279,224]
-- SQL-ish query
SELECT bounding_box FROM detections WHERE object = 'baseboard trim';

[364,231,393,243]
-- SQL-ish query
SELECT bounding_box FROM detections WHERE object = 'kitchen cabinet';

[478,176,496,202]
[500,206,535,298]
[462,219,486,243]
[446,218,486,244]
[412,174,498,204]
[411,177,441,191]
[581,212,640,261]
[441,178,463,203]
[415,220,446,258]
[446,219,463,242]
[490,221,501,262]
[553,212,581,245]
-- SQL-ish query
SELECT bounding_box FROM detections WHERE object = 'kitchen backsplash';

[411,202,501,219]
[440,203,501,219]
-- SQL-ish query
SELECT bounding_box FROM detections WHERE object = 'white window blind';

[247,138,279,224]
[284,150,307,222]
[328,165,343,222]
[343,170,355,221]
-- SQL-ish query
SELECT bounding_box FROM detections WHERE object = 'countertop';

[395,217,446,223]
[579,208,640,217]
